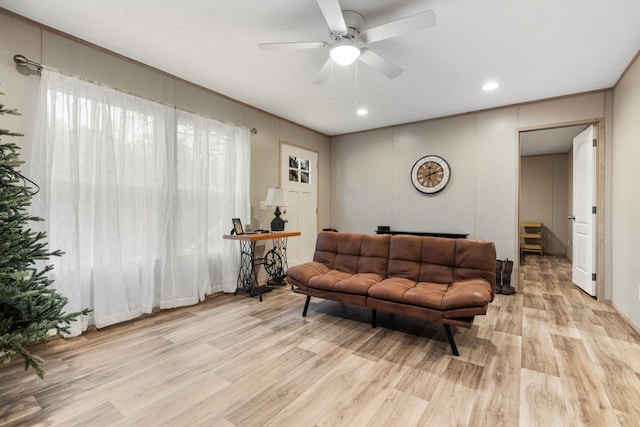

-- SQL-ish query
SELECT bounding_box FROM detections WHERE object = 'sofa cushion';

[286,261,330,288]
[313,232,340,267]
[308,270,384,295]
[453,239,497,295]
[440,279,492,309]
[311,232,390,276]
[368,278,491,310]
[357,234,390,275]
[333,233,364,273]
[388,235,457,282]
[386,235,496,298]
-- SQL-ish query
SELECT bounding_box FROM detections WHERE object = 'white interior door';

[572,125,596,296]
[280,144,318,267]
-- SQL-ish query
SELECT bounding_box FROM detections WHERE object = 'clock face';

[411,155,451,194]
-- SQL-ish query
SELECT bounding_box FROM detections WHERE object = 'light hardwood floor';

[2,255,640,426]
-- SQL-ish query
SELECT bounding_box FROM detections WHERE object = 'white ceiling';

[2,0,639,136]
[520,125,587,157]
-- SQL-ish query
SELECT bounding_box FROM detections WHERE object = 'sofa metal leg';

[443,324,460,356]
[371,309,377,328]
[302,295,311,317]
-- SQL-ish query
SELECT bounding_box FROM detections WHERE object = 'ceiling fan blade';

[312,58,333,85]
[364,10,436,43]
[259,41,327,50]
[316,0,347,33]
[358,48,403,79]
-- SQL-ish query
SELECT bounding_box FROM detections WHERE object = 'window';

[288,155,310,184]
[31,70,250,335]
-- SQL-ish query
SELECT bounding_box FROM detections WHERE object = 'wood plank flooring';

[2,255,640,426]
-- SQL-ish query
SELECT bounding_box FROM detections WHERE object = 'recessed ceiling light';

[357,108,368,116]
[483,81,500,91]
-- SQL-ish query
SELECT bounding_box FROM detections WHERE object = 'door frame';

[516,118,607,301]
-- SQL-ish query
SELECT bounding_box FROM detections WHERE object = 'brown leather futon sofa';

[286,232,497,355]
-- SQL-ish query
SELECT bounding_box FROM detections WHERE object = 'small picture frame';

[232,218,244,235]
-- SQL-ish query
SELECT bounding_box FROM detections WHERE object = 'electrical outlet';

[260,201,266,210]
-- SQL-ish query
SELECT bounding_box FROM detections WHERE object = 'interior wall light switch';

[260,201,266,210]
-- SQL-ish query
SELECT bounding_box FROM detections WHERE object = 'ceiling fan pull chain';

[354,59,359,105]
[330,60,335,99]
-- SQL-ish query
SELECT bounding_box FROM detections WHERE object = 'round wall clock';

[411,155,451,194]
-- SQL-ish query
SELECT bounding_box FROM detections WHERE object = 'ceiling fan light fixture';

[483,80,500,91]
[330,44,360,66]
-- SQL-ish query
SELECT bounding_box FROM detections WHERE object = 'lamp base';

[270,206,285,231]
[270,217,285,231]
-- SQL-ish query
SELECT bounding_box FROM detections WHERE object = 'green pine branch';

[1,83,90,379]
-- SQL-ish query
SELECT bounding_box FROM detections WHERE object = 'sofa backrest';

[313,232,496,294]
[387,235,496,293]
[312,232,390,275]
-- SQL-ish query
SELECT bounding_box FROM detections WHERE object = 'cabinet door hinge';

[592,273,597,281]
[593,138,597,147]
[592,206,597,214]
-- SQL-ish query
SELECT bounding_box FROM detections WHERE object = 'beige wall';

[611,53,640,331]
[0,11,331,235]
[331,109,519,257]
[331,92,608,290]
[520,154,570,256]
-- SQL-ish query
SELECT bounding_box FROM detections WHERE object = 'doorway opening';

[518,120,606,300]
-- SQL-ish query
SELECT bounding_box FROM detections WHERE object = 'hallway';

[512,254,640,425]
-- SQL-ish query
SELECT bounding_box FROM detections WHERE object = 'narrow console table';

[223,231,301,301]
[375,230,469,239]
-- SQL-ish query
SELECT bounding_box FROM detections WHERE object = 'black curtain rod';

[11,54,258,135]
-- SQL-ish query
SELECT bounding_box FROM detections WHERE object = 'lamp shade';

[265,187,288,207]
[330,44,360,66]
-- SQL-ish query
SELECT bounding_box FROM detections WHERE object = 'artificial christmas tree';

[0,84,88,379]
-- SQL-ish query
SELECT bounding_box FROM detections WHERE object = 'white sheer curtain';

[30,70,250,336]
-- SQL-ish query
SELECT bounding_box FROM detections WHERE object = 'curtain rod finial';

[13,54,42,74]
[13,54,28,65]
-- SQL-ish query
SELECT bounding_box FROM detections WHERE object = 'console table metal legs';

[234,238,287,301]
[224,231,300,301]
[235,240,264,300]
[269,237,288,285]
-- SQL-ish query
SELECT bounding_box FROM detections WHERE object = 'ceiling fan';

[258,0,436,83]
